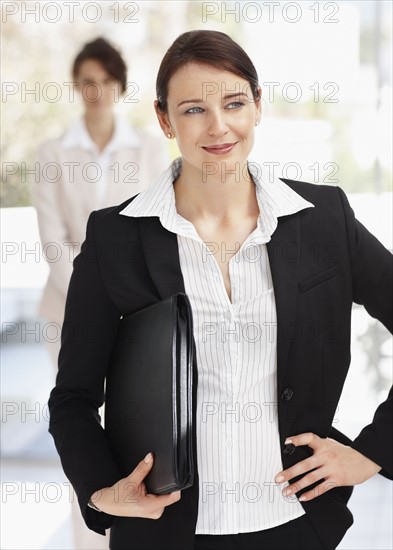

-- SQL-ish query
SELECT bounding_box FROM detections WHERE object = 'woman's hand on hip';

[90,452,181,518]
[274,432,382,502]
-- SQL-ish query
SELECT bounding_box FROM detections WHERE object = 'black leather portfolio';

[105,292,195,495]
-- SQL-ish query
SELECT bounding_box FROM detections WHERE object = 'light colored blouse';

[120,158,315,534]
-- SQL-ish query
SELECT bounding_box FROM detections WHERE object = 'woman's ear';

[154,100,173,138]
[255,86,262,124]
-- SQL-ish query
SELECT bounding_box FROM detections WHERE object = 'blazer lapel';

[267,214,301,390]
[138,217,186,298]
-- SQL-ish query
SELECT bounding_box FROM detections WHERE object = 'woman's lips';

[201,142,237,155]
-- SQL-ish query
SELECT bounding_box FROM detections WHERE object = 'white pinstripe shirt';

[120,157,315,534]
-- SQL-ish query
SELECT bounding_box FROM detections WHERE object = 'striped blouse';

[119,157,315,534]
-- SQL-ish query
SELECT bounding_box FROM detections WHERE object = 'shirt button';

[224,309,232,320]
[281,387,294,401]
[226,439,233,448]
[283,443,296,456]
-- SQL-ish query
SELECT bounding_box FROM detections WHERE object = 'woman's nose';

[206,112,228,137]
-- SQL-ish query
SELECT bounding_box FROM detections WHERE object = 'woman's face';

[75,59,120,115]
[156,62,261,174]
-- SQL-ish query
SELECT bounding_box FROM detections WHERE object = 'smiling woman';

[47,30,393,550]
[155,30,261,196]
[156,63,260,187]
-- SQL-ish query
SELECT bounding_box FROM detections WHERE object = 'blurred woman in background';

[33,37,169,549]
[33,37,169,368]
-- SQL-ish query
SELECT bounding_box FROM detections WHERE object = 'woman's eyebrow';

[222,92,248,101]
[177,92,248,108]
[177,98,203,108]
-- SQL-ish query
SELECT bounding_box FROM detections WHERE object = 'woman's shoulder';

[280,177,340,198]
[280,177,345,212]
[90,194,142,239]
[37,119,82,155]
[96,193,140,218]
[278,178,357,227]
[37,134,64,156]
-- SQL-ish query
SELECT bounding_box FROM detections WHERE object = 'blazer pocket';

[298,264,340,293]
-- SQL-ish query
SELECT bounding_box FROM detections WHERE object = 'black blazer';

[48,178,393,550]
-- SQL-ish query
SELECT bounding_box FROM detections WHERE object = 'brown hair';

[72,37,127,93]
[156,30,260,112]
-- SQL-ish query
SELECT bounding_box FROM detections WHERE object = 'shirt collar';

[119,157,315,244]
[61,114,140,153]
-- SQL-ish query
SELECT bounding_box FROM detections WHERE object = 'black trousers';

[193,514,329,550]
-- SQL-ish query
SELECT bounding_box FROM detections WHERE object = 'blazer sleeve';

[48,210,122,535]
[336,186,393,479]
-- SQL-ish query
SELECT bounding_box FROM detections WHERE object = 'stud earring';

[255,120,260,126]
[167,132,172,138]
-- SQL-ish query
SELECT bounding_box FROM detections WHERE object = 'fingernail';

[144,452,152,463]
[275,475,284,483]
[283,488,292,496]
[285,439,293,445]
[299,496,307,502]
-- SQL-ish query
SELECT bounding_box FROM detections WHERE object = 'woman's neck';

[173,159,259,226]
[84,112,115,152]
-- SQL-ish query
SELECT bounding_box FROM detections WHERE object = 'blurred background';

[1,1,392,548]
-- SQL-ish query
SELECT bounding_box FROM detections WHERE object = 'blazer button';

[283,443,296,456]
[281,387,293,401]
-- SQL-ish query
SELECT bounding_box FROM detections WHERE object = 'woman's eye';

[226,101,245,109]
[185,107,204,114]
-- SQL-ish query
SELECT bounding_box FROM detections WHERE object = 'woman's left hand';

[274,432,382,502]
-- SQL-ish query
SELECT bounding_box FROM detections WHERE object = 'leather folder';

[105,292,195,495]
